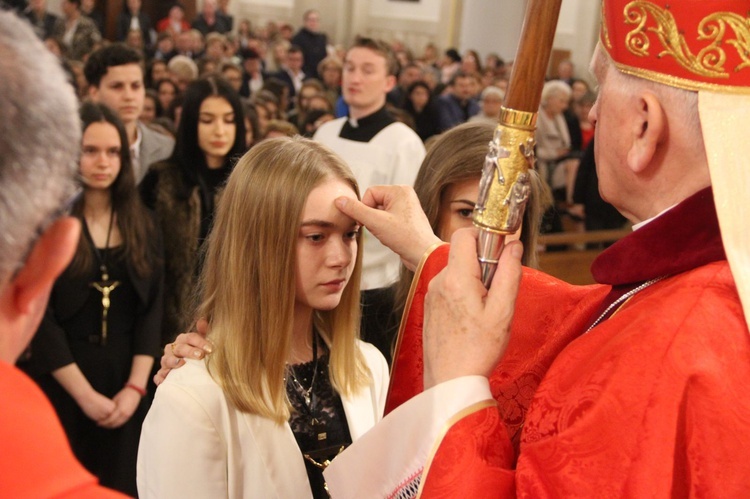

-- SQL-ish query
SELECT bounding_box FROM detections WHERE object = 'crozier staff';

[473,0,562,286]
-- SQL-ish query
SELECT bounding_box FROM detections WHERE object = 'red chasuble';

[388,187,750,496]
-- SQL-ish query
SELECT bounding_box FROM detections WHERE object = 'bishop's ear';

[627,91,666,173]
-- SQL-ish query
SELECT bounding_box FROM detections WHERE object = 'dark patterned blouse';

[286,346,352,498]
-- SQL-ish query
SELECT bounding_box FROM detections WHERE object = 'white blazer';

[137,341,389,498]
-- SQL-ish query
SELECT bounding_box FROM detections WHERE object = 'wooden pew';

[537,228,631,285]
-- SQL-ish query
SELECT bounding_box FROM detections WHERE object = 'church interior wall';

[45,0,600,82]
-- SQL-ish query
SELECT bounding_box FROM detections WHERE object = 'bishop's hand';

[334,185,441,271]
[423,228,523,389]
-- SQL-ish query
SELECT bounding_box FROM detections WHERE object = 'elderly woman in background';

[536,80,577,204]
[469,85,505,125]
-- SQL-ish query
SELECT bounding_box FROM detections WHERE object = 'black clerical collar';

[340,106,395,142]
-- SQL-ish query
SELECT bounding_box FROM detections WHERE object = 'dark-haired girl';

[22,102,163,495]
[140,75,245,345]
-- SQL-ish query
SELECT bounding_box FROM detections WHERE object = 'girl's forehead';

[301,178,357,218]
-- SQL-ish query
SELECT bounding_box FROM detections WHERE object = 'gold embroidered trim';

[416,399,498,498]
[612,59,750,94]
[388,241,448,385]
[623,1,750,79]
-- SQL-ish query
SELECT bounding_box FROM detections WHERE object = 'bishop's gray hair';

[590,43,702,141]
[0,11,80,283]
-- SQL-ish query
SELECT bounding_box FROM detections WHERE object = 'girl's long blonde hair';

[199,136,368,424]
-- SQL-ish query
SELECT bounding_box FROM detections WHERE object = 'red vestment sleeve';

[419,404,517,497]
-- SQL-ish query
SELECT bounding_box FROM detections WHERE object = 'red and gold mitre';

[600,0,750,94]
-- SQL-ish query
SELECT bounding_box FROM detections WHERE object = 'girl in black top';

[22,102,163,496]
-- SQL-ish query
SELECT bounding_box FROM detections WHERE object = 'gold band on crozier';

[498,107,537,130]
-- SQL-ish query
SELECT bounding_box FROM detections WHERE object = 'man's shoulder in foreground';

[0,361,126,498]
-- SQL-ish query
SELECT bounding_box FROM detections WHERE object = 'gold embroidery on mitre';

[623,1,750,79]
[699,13,750,73]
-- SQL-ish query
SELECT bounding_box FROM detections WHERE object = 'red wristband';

[125,383,147,397]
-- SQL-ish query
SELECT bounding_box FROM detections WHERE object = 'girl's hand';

[98,387,141,429]
[154,319,213,386]
[77,390,116,423]
[154,320,213,386]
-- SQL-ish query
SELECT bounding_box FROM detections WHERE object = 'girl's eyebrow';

[300,220,360,229]
[301,219,334,228]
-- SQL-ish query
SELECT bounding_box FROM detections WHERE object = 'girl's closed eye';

[346,226,361,239]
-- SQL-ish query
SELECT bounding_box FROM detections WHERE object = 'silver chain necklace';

[286,331,319,408]
[585,276,667,334]
[288,363,318,408]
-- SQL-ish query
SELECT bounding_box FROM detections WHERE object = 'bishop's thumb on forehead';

[334,196,369,227]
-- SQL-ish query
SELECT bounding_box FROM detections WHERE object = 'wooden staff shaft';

[504,0,564,113]
[474,0,563,287]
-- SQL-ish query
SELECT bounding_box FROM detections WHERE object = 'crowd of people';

[6,1,602,182]
[12,2,613,242]
[4,1,743,498]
